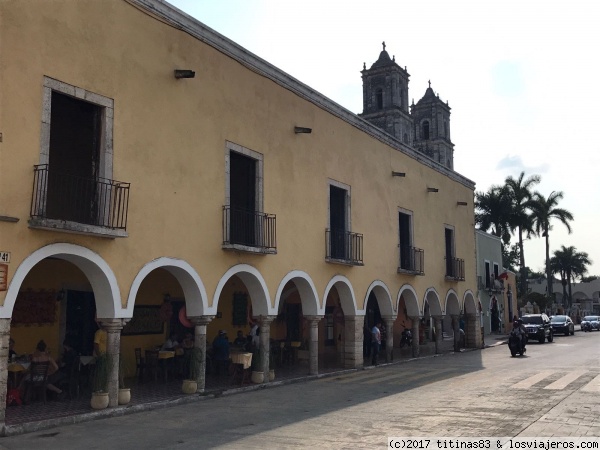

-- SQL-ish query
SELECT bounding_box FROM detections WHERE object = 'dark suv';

[521,314,554,343]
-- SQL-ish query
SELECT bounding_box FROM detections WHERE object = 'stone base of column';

[344,317,363,369]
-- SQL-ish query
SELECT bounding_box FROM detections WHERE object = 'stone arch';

[444,289,461,316]
[323,275,358,316]
[463,290,477,314]
[424,288,443,316]
[213,264,272,316]
[274,271,320,316]
[1,243,121,318]
[362,281,394,317]
[572,291,588,301]
[126,257,208,318]
[397,284,420,317]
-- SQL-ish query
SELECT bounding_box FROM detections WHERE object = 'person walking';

[371,322,381,366]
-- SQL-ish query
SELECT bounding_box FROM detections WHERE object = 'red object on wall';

[179,306,193,328]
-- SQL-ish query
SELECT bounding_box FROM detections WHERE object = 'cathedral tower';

[411,82,454,170]
[359,42,413,146]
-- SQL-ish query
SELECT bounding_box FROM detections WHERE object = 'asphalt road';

[2,330,600,449]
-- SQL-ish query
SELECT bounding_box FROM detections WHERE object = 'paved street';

[1,330,599,449]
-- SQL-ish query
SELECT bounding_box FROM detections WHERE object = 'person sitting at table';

[212,330,230,375]
[162,332,180,351]
[181,332,194,350]
[20,340,63,397]
[50,339,80,390]
[8,338,17,361]
[233,330,246,349]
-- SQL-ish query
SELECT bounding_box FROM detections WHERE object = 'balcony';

[325,229,363,266]
[445,256,465,281]
[222,206,277,254]
[478,275,505,293]
[29,164,130,238]
[398,246,425,275]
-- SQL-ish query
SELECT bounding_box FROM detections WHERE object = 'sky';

[167,0,600,276]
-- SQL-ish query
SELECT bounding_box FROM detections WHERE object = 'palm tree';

[551,246,591,310]
[505,171,540,297]
[475,185,513,245]
[529,191,574,301]
[549,253,568,308]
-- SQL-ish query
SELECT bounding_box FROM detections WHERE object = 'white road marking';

[581,374,600,392]
[512,370,555,389]
[544,370,587,390]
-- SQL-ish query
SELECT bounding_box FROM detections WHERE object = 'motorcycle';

[582,321,593,332]
[508,332,526,357]
[399,329,412,348]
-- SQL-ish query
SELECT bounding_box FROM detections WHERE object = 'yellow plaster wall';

[0,0,476,319]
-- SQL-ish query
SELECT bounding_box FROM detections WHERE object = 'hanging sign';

[0,251,10,263]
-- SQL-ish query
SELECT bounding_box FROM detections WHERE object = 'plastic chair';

[24,361,50,403]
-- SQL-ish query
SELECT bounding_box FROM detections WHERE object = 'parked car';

[581,315,600,331]
[521,314,554,343]
[550,315,575,336]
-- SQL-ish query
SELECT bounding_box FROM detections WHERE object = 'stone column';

[0,318,11,425]
[343,316,363,369]
[451,315,460,352]
[433,316,443,354]
[305,315,323,375]
[190,315,214,392]
[382,316,396,363]
[466,313,481,349]
[409,316,420,358]
[100,318,127,408]
[259,316,274,383]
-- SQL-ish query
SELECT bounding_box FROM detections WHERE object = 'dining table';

[7,360,31,388]
[230,351,253,386]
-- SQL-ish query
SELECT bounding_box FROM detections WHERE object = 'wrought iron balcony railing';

[478,275,505,292]
[445,256,465,281]
[30,164,130,230]
[222,206,277,253]
[398,246,425,275]
[325,229,363,266]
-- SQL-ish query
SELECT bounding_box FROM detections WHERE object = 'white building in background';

[528,278,600,316]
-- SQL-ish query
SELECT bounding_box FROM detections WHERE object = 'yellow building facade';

[0,0,479,424]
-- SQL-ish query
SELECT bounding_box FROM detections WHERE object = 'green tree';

[550,246,590,310]
[475,185,513,245]
[529,191,574,301]
[505,171,540,300]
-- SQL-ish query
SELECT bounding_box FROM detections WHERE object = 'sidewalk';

[2,339,466,437]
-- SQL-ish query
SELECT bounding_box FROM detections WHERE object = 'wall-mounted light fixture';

[457,201,468,206]
[294,126,312,134]
[392,171,406,177]
[174,69,196,79]
[427,187,439,193]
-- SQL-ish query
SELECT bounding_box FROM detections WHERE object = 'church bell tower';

[359,42,413,146]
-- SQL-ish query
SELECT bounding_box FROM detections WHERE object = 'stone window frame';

[40,76,114,180]
[327,179,352,232]
[398,207,414,249]
[224,141,264,212]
